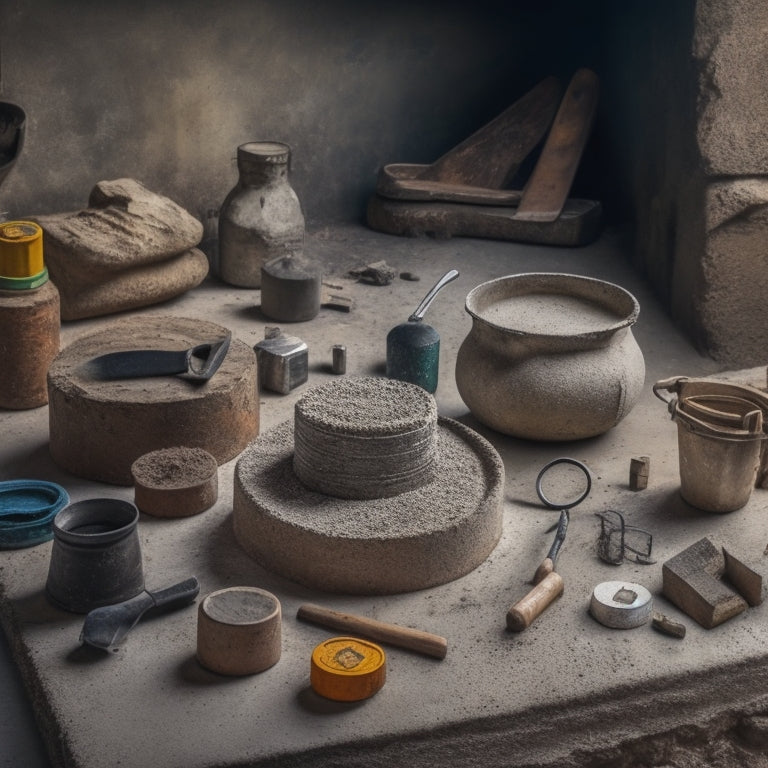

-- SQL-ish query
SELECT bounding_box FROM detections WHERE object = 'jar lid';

[238,141,291,163]
[0,220,44,281]
[310,636,386,701]
[0,267,49,291]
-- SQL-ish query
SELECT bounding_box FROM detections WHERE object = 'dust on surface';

[131,446,216,489]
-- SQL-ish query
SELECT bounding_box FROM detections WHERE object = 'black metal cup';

[45,498,144,613]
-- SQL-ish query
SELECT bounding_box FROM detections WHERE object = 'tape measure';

[589,581,653,629]
[310,637,386,701]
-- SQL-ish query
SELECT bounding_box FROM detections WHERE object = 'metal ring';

[535,457,592,510]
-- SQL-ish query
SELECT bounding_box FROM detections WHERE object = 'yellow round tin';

[310,636,386,701]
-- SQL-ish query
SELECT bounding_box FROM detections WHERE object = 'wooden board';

[366,194,602,247]
[376,163,524,206]
[514,68,599,223]
[417,75,561,188]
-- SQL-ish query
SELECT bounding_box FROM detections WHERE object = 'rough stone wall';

[689,0,768,367]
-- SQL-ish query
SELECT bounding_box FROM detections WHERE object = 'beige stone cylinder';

[0,280,60,409]
[197,587,281,676]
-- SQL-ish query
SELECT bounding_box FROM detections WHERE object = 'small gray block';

[254,334,308,394]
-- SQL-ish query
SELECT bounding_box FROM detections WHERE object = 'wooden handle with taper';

[297,603,448,659]
[506,571,564,632]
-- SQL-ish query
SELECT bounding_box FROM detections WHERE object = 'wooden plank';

[514,68,599,223]
[417,75,561,188]
[376,163,524,206]
[366,194,602,247]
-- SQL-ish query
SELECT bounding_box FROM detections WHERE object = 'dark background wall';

[0,0,696,279]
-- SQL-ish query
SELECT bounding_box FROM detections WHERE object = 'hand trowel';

[84,333,231,382]
[80,577,200,652]
[386,269,459,394]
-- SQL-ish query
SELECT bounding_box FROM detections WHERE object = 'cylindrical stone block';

[197,587,281,676]
[0,280,60,409]
[47,316,259,485]
[260,254,321,322]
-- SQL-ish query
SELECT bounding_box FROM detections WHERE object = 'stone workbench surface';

[4,226,768,768]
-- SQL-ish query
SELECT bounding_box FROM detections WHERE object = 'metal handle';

[408,269,459,322]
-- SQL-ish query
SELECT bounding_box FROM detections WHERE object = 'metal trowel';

[386,269,459,393]
[80,577,200,652]
[84,333,231,382]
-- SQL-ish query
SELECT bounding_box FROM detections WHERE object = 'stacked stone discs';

[293,377,438,499]
[233,375,506,595]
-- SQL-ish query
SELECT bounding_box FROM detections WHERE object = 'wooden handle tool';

[506,509,569,632]
[297,603,447,660]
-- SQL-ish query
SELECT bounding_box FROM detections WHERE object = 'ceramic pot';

[218,141,305,288]
[455,273,645,441]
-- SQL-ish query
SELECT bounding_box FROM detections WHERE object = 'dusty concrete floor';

[5,224,768,768]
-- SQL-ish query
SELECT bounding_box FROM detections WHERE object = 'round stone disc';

[589,581,653,629]
[233,416,504,594]
[48,316,259,485]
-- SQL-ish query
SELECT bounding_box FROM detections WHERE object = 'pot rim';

[464,272,640,340]
[52,498,139,545]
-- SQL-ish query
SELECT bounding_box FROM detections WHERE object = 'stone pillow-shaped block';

[33,178,208,320]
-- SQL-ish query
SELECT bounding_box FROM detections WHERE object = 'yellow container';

[310,637,386,701]
[0,221,44,280]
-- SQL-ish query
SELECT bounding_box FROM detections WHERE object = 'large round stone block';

[48,315,259,485]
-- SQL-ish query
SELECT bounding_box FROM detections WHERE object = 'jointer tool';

[506,509,569,631]
[297,603,448,659]
[506,457,591,632]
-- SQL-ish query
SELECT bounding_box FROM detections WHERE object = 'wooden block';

[662,537,748,629]
[724,548,764,606]
[629,456,650,491]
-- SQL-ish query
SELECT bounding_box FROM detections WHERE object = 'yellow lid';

[0,221,44,279]
[310,637,386,701]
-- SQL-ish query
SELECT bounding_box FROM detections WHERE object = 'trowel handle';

[297,603,448,659]
[506,571,564,632]
[408,269,459,322]
[149,577,201,610]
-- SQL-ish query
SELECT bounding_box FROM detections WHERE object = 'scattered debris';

[399,271,421,281]
[651,611,686,639]
[348,260,396,285]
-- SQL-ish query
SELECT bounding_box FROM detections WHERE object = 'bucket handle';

[652,376,690,406]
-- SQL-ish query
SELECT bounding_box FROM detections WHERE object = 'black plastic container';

[46,498,144,613]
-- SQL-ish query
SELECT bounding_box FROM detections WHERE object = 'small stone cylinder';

[260,254,321,322]
[331,344,346,375]
[197,587,281,676]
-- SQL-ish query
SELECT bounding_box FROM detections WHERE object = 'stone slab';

[7,227,768,768]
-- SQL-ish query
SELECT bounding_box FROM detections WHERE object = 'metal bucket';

[674,406,764,512]
[654,377,768,513]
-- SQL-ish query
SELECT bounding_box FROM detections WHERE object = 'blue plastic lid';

[0,479,70,549]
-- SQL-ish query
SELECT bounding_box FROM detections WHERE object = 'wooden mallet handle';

[506,571,564,632]
[297,603,448,659]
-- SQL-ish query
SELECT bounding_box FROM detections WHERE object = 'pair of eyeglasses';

[595,509,654,565]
